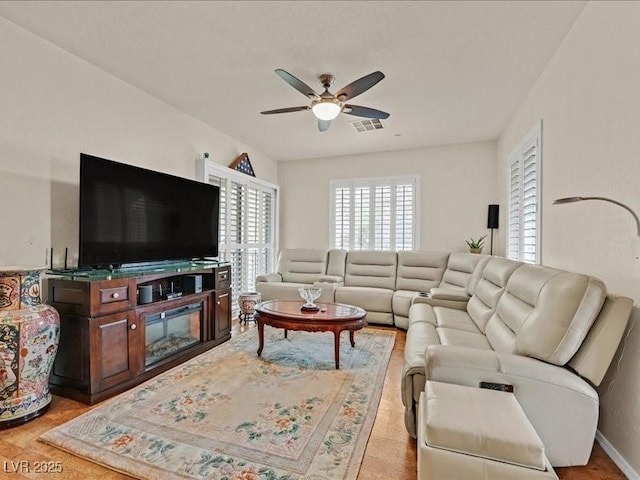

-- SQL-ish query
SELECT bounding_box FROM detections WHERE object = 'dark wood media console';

[47,263,231,404]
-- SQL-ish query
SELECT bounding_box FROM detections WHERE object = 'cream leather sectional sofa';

[256,248,489,327]
[256,248,634,468]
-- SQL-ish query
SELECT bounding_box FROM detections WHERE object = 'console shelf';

[47,264,231,404]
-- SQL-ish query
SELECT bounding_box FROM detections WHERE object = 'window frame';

[329,174,420,251]
[507,120,542,264]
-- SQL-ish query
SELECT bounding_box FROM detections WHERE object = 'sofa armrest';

[312,280,342,303]
[429,287,470,301]
[255,272,283,283]
[425,345,598,466]
[317,275,344,284]
[411,291,468,311]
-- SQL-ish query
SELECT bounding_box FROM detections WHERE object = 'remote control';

[479,381,514,393]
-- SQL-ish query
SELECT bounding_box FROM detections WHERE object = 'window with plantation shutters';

[507,121,542,264]
[331,175,419,251]
[199,160,278,311]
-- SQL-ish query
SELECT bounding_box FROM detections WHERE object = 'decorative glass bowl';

[298,286,322,311]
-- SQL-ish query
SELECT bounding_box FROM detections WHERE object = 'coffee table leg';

[257,320,264,357]
[284,329,288,339]
[334,331,340,369]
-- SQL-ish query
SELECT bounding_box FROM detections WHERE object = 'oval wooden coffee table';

[255,300,367,369]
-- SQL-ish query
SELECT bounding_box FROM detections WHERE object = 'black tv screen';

[79,153,220,268]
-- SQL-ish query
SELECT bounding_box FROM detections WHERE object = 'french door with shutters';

[199,160,278,312]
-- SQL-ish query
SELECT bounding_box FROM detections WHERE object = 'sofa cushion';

[256,282,314,302]
[467,257,522,332]
[363,311,395,325]
[396,251,449,292]
[344,250,397,289]
[393,290,420,319]
[408,304,491,349]
[278,248,327,284]
[335,286,394,313]
[486,265,607,365]
[437,328,492,350]
[423,381,547,471]
[326,249,347,277]
[440,253,491,293]
[433,307,482,334]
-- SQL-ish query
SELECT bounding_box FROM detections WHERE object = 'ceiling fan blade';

[260,106,310,115]
[343,104,390,119]
[275,69,319,99]
[318,119,332,132]
[336,71,385,101]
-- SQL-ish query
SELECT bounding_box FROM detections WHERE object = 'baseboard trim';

[596,430,639,480]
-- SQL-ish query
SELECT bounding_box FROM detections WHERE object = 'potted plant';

[466,235,487,254]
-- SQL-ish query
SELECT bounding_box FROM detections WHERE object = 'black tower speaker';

[487,204,499,229]
[487,204,499,255]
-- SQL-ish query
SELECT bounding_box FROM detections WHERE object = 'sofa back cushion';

[467,257,522,332]
[326,249,348,277]
[278,249,327,283]
[440,253,491,293]
[396,251,449,292]
[486,264,607,365]
[344,250,397,289]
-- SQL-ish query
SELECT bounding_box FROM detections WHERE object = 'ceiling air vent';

[350,118,385,132]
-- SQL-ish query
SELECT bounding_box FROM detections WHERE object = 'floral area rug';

[40,326,395,479]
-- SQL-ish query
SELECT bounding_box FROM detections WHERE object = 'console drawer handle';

[112,292,120,299]
[130,324,137,330]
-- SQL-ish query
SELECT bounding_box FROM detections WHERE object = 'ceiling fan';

[261,69,390,132]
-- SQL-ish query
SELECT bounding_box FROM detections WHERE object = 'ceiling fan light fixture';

[264,69,389,127]
[311,99,341,121]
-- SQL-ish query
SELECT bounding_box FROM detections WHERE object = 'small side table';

[238,292,261,325]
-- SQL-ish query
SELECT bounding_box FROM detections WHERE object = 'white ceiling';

[0,1,585,161]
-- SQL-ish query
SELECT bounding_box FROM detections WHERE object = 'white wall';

[278,141,497,252]
[0,18,277,269]
[497,2,640,475]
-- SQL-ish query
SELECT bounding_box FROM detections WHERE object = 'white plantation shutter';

[508,161,521,260]
[331,175,419,251]
[507,121,542,264]
[229,182,244,245]
[354,187,371,250]
[214,177,227,249]
[374,185,392,250]
[334,187,350,249]
[246,186,259,244]
[261,190,273,272]
[395,183,414,251]
[200,161,278,312]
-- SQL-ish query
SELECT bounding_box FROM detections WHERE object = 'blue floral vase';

[0,267,60,428]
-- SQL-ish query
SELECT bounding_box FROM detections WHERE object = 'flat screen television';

[79,153,220,269]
